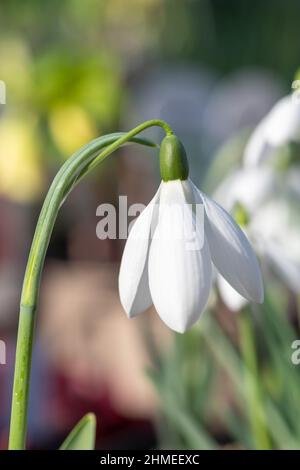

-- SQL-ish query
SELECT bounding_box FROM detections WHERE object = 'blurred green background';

[0,0,300,450]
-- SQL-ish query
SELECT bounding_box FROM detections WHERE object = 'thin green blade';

[60,413,96,450]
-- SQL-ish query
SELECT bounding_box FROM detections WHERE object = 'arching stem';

[8,119,173,450]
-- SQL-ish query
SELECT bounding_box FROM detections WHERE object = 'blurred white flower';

[214,166,278,216]
[244,94,300,167]
[214,165,300,309]
[119,178,263,332]
[250,196,300,294]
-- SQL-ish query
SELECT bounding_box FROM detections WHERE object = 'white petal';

[217,274,248,312]
[118,187,160,317]
[148,180,212,333]
[264,95,300,146]
[192,183,264,303]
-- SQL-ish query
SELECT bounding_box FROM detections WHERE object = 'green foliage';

[150,286,300,449]
[148,325,217,450]
[60,413,96,450]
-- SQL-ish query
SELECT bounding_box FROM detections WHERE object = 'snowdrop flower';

[244,94,300,167]
[119,135,263,332]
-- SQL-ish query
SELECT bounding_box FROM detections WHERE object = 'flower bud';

[159,135,189,181]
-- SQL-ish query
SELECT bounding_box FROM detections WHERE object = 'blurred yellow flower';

[0,115,44,203]
[48,103,97,157]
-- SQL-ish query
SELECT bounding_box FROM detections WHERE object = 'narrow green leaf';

[60,413,96,450]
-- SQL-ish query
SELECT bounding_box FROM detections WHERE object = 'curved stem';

[8,119,173,450]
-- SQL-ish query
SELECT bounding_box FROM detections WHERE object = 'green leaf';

[60,413,96,450]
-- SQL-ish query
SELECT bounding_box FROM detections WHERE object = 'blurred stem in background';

[238,310,271,449]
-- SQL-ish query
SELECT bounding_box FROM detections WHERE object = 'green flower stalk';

[8,119,173,450]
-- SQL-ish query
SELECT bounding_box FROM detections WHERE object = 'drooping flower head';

[119,135,263,332]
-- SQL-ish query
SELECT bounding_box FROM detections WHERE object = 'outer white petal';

[192,183,264,304]
[263,95,300,146]
[148,180,212,333]
[118,187,160,317]
[217,274,248,312]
